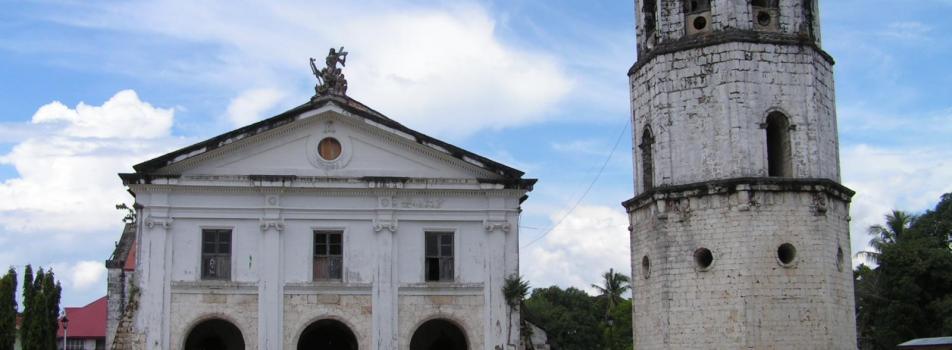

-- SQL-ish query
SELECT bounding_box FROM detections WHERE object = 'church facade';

[106,61,534,350]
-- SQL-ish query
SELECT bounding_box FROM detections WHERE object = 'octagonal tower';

[624,1,857,349]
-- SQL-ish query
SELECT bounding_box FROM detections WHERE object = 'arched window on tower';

[765,112,792,177]
[684,0,711,13]
[802,0,816,38]
[640,127,656,190]
[643,0,658,40]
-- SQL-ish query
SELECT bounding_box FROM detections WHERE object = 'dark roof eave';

[131,95,526,180]
[119,173,181,185]
[120,173,536,191]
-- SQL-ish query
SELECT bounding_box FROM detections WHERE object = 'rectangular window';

[425,231,454,282]
[63,339,84,350]
[201,229,232,280]
[313,231,343,280]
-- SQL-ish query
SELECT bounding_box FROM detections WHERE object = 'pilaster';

[259,194,285,350]
[372,194,399,350]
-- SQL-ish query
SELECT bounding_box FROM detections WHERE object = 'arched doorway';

[184,318,245,350]
[409,319,467,350]
[297,319,358,350]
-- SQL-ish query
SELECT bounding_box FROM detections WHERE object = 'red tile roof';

[57,296,107,339]
[124,239,137,271]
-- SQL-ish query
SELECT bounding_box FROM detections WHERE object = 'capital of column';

[483,220,511,233]
[259,219,285,232]
[373,218,398,233]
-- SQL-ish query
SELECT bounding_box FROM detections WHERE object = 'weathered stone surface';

[170,292,260,350]
[627,1,856,349]
[283,294,372,349]
[630,42,840,196]
[629,184,855,349]
[398,295,485,350]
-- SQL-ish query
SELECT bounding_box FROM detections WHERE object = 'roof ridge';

[126,94,534,189]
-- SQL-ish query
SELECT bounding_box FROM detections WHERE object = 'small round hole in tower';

[694,248,714,270]
[693,16,708,30]
[642,255,651,279]
[777,243,797,266]
[757,11,772,26]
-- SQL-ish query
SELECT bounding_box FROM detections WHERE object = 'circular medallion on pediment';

[306,126,353,170]
[318,137,342,160]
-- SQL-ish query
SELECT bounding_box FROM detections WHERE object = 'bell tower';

[624,0,856,349]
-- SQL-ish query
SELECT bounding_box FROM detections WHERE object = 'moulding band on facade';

[284,282,373,295]
[398,283,484,296]
[171,281,259,294]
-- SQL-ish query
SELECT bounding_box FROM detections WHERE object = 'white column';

[372,205,398,350]
[141,214,173,350]
[258,219,285,350]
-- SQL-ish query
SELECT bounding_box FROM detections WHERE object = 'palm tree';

[591,268,630,313]
[856,210,915,264]
[502,275,529,347]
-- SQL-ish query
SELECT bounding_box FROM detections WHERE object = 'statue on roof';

[310,47,349,96]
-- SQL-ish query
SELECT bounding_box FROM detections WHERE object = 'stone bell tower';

[623,0,856,349]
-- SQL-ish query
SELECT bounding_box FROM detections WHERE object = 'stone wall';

[630,42,839,196]
[169,286,259,350]
[636,0,819,54]
[110,280,144,350]
[398,294,485,350]
[628,181,856,349]
[283,292,373,349]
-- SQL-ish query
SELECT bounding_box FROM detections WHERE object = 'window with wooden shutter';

[313,231,343,280]
[201,229,232,280]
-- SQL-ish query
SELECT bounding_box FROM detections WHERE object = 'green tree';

[20,266,33,350]
[0,267,17,350]
[502,275,529,346]
[21,266,61,350]
[856,210,915,264]
[591,268,630,315]
[855,193,952,350]
[602,298,633,350]
[524,286,603,350]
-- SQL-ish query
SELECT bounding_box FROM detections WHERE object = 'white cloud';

[842,144,952,265]
[67,261,107,291]
[225,88,288,127]
[521,205,631,294]
[880,21,933,41]
[32,90,173,139]
[48,1,573,138]
[0,90,184,232]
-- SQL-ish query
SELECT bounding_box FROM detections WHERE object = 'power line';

[521,117,631,248]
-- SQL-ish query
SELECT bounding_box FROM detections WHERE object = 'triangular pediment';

[138,98,518,182]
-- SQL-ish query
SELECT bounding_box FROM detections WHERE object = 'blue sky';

[1,0,950,308]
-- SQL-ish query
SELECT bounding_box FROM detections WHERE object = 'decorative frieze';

[144,217,173,230]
